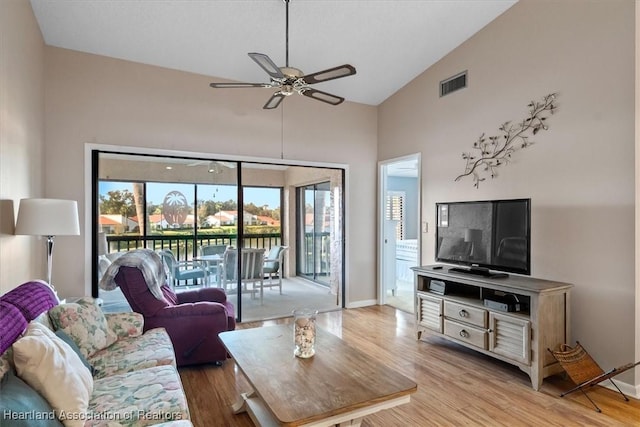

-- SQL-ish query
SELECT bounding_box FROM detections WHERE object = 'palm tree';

[132,183,146,236]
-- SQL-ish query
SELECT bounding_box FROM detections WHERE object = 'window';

[386,191,405,240]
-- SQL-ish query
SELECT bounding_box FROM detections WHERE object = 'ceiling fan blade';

[263,93,287,109]
[217,161,236,169]
[248,53,285,80]
[209,82,271,88]
[302,64,356,85]
[301,88,345,106]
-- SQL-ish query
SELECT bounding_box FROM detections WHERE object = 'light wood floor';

[179,305,640,426]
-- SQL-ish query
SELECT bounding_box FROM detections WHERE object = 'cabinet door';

[489,312,531,365]
[417,294,443,333]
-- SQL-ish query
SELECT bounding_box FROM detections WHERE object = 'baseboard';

[602,380,640,399]
[345,299,377,309]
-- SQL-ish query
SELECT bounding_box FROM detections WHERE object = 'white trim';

[602,380,640,400]
[377,161,387,305]
[346,299,378,309]
[635,0,640,395]
[85,142,347,169]
[377,154,421,306]
[83,143,350,307]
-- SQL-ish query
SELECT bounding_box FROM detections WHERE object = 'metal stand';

[46,235,56,291]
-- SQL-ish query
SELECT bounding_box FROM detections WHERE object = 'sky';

[99,181,280,208]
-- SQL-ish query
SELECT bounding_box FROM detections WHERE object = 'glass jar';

[293,308,318,358]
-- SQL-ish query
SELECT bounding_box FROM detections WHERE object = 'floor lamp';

[15,198,80,292]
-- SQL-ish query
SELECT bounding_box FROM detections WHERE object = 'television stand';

[448,266,509,279]
[412,265,572,390]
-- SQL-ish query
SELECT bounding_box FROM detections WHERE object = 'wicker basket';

[550,342,604,385]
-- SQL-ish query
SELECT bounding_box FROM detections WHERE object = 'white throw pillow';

[13,322,93,427]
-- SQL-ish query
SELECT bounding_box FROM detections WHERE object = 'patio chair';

[199,244,228,257]
[158,249,208,288]
[221,248,265,301]
[262,245,288,295]
[548,341,640,412]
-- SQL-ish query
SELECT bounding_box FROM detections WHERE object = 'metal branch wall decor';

[455,93,558,188]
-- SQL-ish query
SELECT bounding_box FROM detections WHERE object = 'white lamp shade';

[15,198,80,236]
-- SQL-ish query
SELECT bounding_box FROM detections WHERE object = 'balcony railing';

[105,233,281,262]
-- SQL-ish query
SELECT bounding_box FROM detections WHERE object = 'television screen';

[435,198,530,276]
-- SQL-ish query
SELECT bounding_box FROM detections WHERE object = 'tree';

[224,199,237,211]
[244,202,260,215]
[132,183,145,235]
[99,190,136,217]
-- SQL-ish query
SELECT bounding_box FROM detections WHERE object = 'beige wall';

[634,0,640,388]
[379,0,637,390]
[0,0,46,293]
[43,46,377,305]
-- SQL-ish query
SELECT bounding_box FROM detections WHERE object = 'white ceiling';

[30,0,516,106]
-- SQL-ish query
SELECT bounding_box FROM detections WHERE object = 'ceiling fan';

[209,0,356,109]
[187,160,236,170]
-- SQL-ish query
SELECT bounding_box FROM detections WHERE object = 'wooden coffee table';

[219,324,417,427]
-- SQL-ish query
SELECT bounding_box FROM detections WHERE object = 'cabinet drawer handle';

[458,309,468,318]
[459,329,470,338]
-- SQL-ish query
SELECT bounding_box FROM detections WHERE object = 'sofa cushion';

[12,322,93,427]
[48,298,117,359]
[88,328,176,379]
[0,370,63,427]
[0,281,58,321]
[88,365,190,427]
[54,330,96,375]
[105,312,143,340]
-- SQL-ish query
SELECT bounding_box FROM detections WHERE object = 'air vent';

[440,71,467,97]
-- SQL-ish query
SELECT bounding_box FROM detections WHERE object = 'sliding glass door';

[93,151,344,321]
[297,181,331,286]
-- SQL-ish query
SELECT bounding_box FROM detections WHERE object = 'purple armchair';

[114,266,236,367]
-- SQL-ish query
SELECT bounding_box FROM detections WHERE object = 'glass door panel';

[239,164,284,321]
[297,181,332,287]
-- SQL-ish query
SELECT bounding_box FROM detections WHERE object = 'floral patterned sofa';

[0,281,193,427]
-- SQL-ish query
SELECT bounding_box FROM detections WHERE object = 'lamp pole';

[46,235,55,289]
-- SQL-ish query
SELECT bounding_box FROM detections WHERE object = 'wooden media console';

[412,265,572,390]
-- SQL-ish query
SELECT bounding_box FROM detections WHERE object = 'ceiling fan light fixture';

[208,162,223,174]
[280,67,303,79]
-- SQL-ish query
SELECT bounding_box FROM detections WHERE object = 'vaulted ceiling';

[30,0,516,106]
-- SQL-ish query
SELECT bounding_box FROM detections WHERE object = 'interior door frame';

[377,153,421,306]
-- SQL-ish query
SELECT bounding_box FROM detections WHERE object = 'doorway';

[378,154,420,313]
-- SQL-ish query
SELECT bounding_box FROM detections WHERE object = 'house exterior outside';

[98,214,138,234]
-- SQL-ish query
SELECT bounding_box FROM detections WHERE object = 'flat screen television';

[435,198,530,277]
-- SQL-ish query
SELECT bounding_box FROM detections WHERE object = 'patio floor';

[99,276,340,322]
